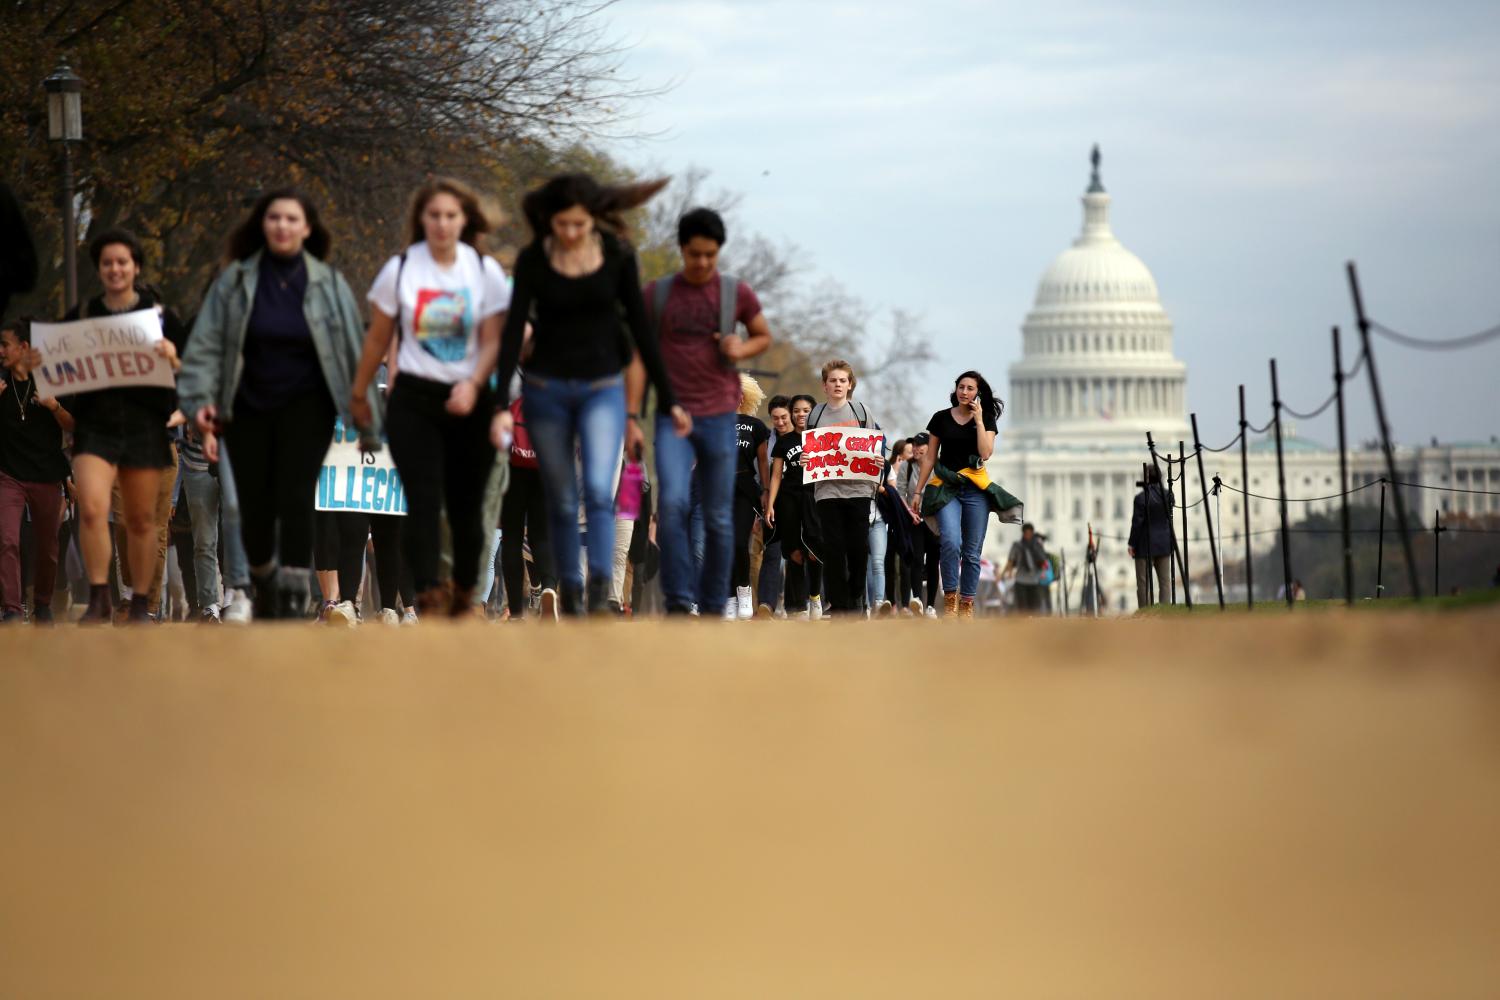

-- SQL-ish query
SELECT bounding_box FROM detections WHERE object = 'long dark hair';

[406,176,493,249]
[226,188,331,261]
[950,370,1004,426]
[520,173,669,246]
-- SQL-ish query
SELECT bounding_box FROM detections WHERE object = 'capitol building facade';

[983,151,1500,609]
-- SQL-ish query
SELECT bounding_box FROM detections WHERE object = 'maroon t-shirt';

[646,273,762,418]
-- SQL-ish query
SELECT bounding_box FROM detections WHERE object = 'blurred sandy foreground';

[1,614,1497,1000]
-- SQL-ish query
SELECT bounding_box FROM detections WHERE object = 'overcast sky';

[604,0,1499,448]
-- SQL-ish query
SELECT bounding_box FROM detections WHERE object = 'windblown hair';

[407,176,494,249]
[949,370,1004,426]
[521,173,669,246]
[227,188,331,261]
[738,373,765,416]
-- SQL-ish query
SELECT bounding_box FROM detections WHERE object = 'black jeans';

[814,495,871,613]
[386,374,496,592]
[369,514,409,611]
[500,463,555,616]
[315,511,368,603]
[224,390,336,571]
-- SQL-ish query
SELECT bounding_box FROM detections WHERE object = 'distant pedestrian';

[1127,464,1175,609]
[1002,522,1050,614]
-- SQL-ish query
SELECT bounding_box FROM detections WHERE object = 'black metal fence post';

[1333,326,1353,606]
[1191,415,1227,609]
[1347,261,1421,601]
[1270,360,1294,608]
[1376,478,1387,598]
[1238,385,1253,609]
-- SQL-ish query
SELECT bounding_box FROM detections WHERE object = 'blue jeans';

[865,513,887,610]
[216,441,251,590]
[937,483,990,599]
[656,410,736,613]
[181,465,222,609]
[522,373,626,592]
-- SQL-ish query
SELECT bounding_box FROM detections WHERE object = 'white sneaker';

[773,608,787,620]
[401,608,418,626]
[377,608,401,626]
[722,601,738,622]
[539,588,559,622]
[810,596,823,621]
[221,588,253,625]
[907,598,924,616]
[736,586,753,620]
[924,605,938,619]
[326,600,358,627]
[794,609,811,621]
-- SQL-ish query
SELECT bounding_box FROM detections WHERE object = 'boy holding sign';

[804,359,883,618]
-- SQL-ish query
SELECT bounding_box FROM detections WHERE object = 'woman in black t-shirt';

[766,392,820,617]
[907,370,1003,619]
[727,374,770,620]
[61,230,186,624]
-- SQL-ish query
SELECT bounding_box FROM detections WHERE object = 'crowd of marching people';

[0,173,1038,626]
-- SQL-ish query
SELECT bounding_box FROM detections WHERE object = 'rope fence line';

[1371,319,1500,352]
[1217,479,1383,504]
[1281,389,1338,421]
[1093,525,1500,546]
[1389,478,1500,496]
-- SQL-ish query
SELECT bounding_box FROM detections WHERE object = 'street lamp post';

[43,60,84,312]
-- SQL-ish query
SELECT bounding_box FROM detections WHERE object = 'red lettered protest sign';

[31,309,176,399]
[802,427,886,483]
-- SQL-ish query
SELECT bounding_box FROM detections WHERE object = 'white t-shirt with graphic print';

[368,241,511,385]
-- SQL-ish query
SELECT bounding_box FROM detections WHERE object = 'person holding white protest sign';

[907,370,1021,619]
[180,189,373,621]
[352,177,508,620]
[803,360,883,620]
[0,319,73,623]
[490,173,689,617]
[54,229,186,624]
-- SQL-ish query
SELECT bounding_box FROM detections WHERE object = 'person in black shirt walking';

[727,374,770,620]
[0,319,72,623]
[490,173,690,616]
[61,230,185,624]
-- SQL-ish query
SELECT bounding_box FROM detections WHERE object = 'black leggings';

[224,390,335,571]
[731,491,758,589]
[312,511,408,610]
[908,522,940,608]
[814,496,870,613]
[385,374,496,592]
[500,463,555,615]
[314,511,367,601]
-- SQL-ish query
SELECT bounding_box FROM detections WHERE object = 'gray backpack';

[652,273,740,345]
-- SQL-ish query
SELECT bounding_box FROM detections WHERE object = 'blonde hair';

[820,358,857,395]
[737,373,765,416]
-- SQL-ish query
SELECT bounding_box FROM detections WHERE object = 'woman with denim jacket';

[489,174,690,617]
[178,188,375,619]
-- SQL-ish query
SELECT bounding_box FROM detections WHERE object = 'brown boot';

[415,581,454,620]
[958,596,976,620]
[943,592,959,618]
[449,586,476,620]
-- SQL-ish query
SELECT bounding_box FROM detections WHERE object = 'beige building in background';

[984,151,1500,610]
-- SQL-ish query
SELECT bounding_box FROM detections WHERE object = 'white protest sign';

[30,309,176,399]
[316,418,408,515]
[801,427,886,484]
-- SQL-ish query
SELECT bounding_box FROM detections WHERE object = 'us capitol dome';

[1005,146,1190,450]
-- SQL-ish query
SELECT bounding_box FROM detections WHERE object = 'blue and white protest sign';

[31,309,177,399]
[316,418,407,515]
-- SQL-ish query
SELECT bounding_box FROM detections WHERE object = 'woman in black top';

[489,173,690,615]
[766,392,820,617]
[61,230,185,623]
[727,374,770,620]
[0,319,74,623]
[907,370,1002,618]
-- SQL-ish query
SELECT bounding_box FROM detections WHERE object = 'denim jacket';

[178,251,380,445]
